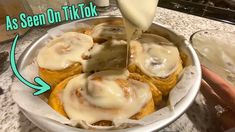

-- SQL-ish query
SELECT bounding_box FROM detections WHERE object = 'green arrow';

[10,34,51,96]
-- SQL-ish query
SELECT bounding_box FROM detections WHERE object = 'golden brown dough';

[39,63,82,89]
[48,74,155,126]
[48,77,73,117]
[129,73,162,105]
[128,63,183,96]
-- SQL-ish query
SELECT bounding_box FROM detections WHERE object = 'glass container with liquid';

[191,30,235,86]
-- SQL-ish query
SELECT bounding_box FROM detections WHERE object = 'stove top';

[158,0,235,24]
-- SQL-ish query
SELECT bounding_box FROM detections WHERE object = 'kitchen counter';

[0,7,235,132]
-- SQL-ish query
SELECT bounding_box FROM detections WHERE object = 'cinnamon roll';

[129,33,183,96]
[48,70,156,126]
[37,32,94,88]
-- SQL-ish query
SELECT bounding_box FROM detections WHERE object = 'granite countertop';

[0,7,235,132]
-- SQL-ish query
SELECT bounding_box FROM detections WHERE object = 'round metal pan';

[17,16,201,132]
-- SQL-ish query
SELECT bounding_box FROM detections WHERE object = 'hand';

[200,66,235,131]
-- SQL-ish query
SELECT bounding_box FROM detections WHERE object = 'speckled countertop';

[0,7,235,132]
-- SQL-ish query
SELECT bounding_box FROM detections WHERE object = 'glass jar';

[191,30,235,86]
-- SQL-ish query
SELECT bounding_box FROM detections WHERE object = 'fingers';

[220,110,235,131]
[200,80,235,131]
[201,66,235,112]
[200,80,227,108]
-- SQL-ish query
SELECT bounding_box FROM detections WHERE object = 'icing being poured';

[117,0,158,66]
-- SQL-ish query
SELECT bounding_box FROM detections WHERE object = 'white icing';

[84,70,129,108]
[117,0,158,31]
[131,34,181,77]
[62,70,152,124]
[37,32,93,70]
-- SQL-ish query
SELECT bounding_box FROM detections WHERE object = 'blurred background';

[27,0,235,24]
[158,0,235,24]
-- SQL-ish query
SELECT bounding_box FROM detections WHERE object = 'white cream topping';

[84,70,129,108]
[131,34,181,77]
[62,70,152,124]
[37,32,93,70]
